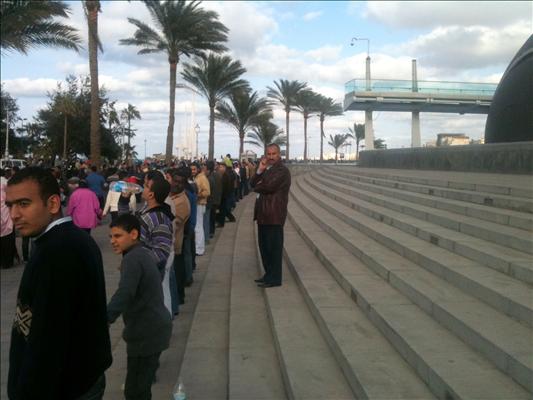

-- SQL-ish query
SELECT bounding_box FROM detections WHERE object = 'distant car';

[0,158,26,170]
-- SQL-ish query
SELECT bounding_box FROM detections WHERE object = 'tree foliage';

[216,88,271,157]
[181,53,248,159]
[35,75,121,161]
[120,0,229,163]
[266,79,307,161]
[316,95,343,162]
[328,133,351,163]
[0,0,82,55]
[347,122,365,160]
[245,114,286,155]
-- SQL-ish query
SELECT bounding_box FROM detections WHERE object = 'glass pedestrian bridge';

[345,79,497,97]
[344,78,497,114]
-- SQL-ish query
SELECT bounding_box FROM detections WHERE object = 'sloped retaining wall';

[359,141,533,174]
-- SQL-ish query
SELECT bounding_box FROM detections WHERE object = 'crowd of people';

[1,145,291,399]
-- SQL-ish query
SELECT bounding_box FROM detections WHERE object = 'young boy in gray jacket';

[107,214,173,399]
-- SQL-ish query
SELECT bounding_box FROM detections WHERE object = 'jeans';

[125,353,161,400]
[195,204,206,255]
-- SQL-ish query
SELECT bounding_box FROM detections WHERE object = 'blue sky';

[2,1,532,159]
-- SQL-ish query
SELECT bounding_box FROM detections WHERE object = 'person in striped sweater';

[137,171,174,279]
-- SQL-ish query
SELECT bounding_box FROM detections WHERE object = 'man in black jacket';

[250,144,291,288]
[5,167,112,399]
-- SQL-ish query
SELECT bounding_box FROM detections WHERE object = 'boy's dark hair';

[110,214,141,236]
[90,165,97,172]
[206,160,215,172]
[146,170,166,183]
[149,177,170,204]
[7,167,60,204]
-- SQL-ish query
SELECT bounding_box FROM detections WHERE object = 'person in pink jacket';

[67,179,102,234]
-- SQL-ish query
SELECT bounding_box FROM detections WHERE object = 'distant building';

[436,133,470,146]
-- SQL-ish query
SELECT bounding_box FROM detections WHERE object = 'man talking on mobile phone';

[250,144,291,288]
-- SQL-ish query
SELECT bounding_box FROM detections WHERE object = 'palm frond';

[1,0,82,54]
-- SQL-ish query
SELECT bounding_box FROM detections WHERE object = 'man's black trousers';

[257,224,284,285]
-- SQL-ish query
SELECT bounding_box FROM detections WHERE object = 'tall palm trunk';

[335,149,338,164]
[356,140,360,160]
[166,61,177,164]
[127,118,131,165]
[303,116,308,162]
[319,116,324,163]
[208,103,215,160]
[285,109,290,161]
[239,130,244,160]
[87,1,100,167]
[62,114,68,159]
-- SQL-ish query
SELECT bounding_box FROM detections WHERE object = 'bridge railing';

[345,79,497,97]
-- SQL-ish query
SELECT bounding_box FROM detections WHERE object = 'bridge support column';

[411,111,421,147]
[365,110,374,150]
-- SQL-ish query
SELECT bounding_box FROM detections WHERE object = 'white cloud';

[57,62,89,76]
[3,78,60,97]
[390,21,531,73]
[364,1,532,29]
[305,45,343,63]
[303,11,323,21]
[206,2,278,58]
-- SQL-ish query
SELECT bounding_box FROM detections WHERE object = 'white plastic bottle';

[173,381,186,400]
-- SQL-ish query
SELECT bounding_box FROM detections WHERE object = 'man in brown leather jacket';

[250,144,291,288]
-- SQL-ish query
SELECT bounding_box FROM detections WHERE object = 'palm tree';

[294,89,320,162]
[328,133,351,164]
[83,0,102,166]
[181,54,247,159]
[216,88,271,158]
[120,0,228,164]
[374,138,387,149]
[245,117,286,155]
[121,104,141,163]
[347,123,365,160]
[54,90,79,160]
[266,79,307,161]
[316,95,343,163]
[1,0,82,55]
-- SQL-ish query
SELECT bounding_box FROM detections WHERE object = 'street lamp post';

[144,137,147,159]
[351,36,374,150]
[194,123,200,159]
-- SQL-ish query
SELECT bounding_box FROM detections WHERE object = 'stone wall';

[359,141,533,174]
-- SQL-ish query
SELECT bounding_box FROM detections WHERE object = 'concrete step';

[253,226,355,400]
[306,172,533,283]
[323,167,533,213]
[286,196,533,394]
[177,203,246,400]
[282,221,436,400]
[330,166,533,199]
[313,170,533,255]
[314,168,533,232]
[291,177,533,329]
[228,198,287,400]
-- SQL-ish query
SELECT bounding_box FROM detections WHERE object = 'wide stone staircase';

[177,165,533,400]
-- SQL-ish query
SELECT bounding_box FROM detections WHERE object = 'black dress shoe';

[254,278,264,283]
[257,282,281,288]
